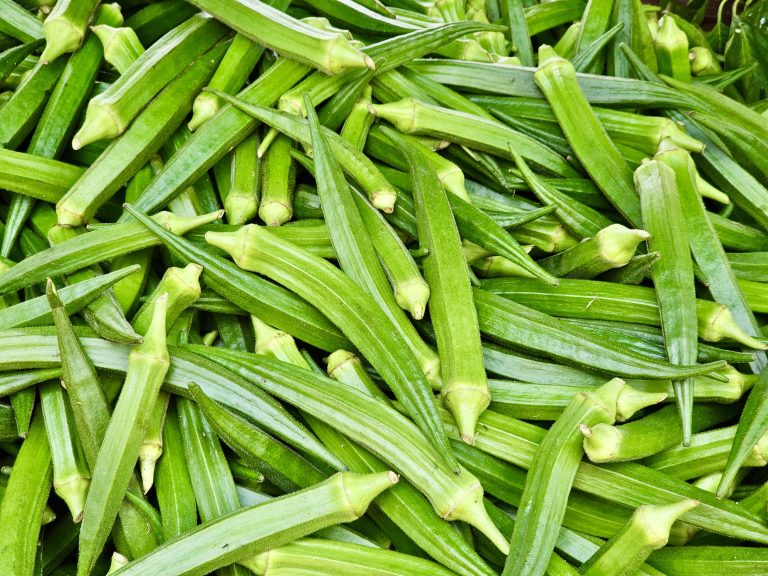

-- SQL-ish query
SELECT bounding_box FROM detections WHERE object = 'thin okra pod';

[137,392,168,494]
[340,85,375,151]
[636,158,698,444]
[226,133,260,226]
[109,471,397,576]
[384,127,489,442]
[259,133,295,226]
[503,379,626,576]
[205,223,456,469]
[581,500,699,576]
[304,95,441,388]
[0,410,52,576]
[574,0,614,74]
[40,380,90,523]
[77,296,170,576]
[533,45,641,226]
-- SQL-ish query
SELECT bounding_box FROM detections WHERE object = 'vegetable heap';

[0,0,767,575]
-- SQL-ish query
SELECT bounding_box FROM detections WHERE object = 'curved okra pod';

[71,14,228,150]
[187,0,373,75]
[582,403,737,463]
[581,499,699,576]
[533,45,641,226]
[77,296,171,576]
[473,288,726,381]
[241,539,457,576]
[538,224,650,279]
[304,96,441,388]
[205,224,456,469]
[191,346,509,554]
[383,127,489,443]
[40,0,101,63]
[108,471,397,576]
[503,379,626,576]
[636,158,698,444]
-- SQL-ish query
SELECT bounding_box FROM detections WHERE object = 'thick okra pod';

[259,134,295,226]
[654,15,691,82]
[385,127,489,442]
[40,0,100,62]
[78,297,171,576]
[636,159,698,444]
[92,25,145,74]
[581,500,699,576]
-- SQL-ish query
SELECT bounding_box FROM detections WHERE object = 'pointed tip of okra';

[446,478,510,554]
[72,102,122,150]
[443,385,491,445]
[635,499,699,548]
[598,224,652,269]
[259,202,292,227]
[55,476,90,525]
[139,444,162,494]
[150,208,225,235]
[188,92,221,131]
[615,386,668,422]
[338,471,399,517]
[41,19,84,64]
[698,304,768,350]
[395,278,431,321]
[45,278,64,310]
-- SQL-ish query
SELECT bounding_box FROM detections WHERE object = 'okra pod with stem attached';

[385,126,489,443]
[473,288,726,381]
[340,85,375,151]
[503,378,626,576]
[304,98,440,388]
[654,15,691,82]
[107,471,397,576]
[636,158,698,445]
[259,133,295,227]
[538,224,650,279]
[40,380,90,523]
[368,97,579,178]
[40,0,100,63]
[92,25,145,74]
[204,225,456,468]
[581,499,699,576]
[533,45,641,226]
[582,403,737,463]
[56,41,228,227]
[77,296,170,576]
[71,14,228,150]
[193,346,509,554]
[326,350,386,400]
[187,0,373,75]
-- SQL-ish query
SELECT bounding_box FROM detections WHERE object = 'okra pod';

[77,296,170,575]
[92,25,145,74]
[581,499,699,576]
[654,15,691,82]
[259,133,295,226]
[224,133,260,226]
[385,127,489,442]
[71,14,228,149]
[40,0,101,63]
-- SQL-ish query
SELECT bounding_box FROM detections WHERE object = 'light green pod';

[41,0,102,63]
[259,133,296,227]
[92,25,145,74]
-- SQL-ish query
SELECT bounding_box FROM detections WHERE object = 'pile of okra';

[0,0,767,574]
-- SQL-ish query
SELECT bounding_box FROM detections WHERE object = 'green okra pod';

[636,158,698,444]
[77,296,171,575]
[109,471,398,576]
[92,24,145,74]
[340,85,375,151]
[225,133,260,226]
[385,127,489,442]
[259,133,295,227]
[71,14,228,150]
[581,499,699,576]
[206,224,456,467]
[40,0,101,63]
[654,15,691,82]
[503,378,627,576]
[40,380,90,523]
[304,97,441,388]
[538,224,650,279]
